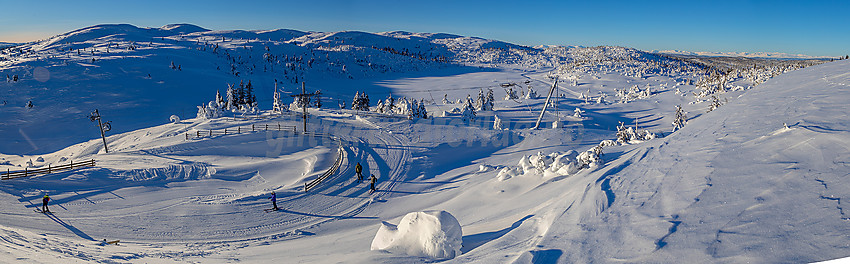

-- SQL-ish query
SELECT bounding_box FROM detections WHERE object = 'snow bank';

[497,145,604,181]
[371,210,462,259]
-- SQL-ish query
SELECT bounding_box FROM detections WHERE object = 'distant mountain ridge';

[653,49,832,59]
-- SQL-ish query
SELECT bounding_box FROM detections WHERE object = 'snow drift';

[371,210,462,259]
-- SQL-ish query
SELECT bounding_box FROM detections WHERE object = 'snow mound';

[497,145,604,180]
[371,210,462,259]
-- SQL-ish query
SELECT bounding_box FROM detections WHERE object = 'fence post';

[265,124,268,131]
[278,123,281,131]
[24,167,27,177]
[252,124,255,131]
[209,130,212,136]
[224,128,227,135]
[185,133,188,140]
[197,131,200,138]
[48,164,51,173]
[238,127,241,133]
[70,160,73,170]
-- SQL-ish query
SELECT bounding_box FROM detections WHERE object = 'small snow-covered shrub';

[196,101,222,120]
[616,122,655,144]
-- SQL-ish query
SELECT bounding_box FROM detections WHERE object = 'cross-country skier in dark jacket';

[355,162,363,182]
[269,191,279,211]
[369,174,377,192]
[42,194,50,213]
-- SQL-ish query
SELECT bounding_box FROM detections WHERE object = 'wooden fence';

[304,144,345,192]
[1,159,96,180]
[186,123,297,140]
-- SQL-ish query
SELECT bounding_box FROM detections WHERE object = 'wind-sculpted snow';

[371,210,463,259]
[528,60,850,263]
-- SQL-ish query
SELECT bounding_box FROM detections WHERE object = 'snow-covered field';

[1,24,847,263]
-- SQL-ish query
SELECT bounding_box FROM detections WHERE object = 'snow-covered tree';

[442,94,450,104]
[225,84,237,110]
[475,89,486,111]
[672,105,687,132]
[573,108,585,118]
[339,99,347,110]
[418,99,428,119]
[486,88,495,110]
[197,101,222,119]
[504,87,518,100]
[272,86,285,114]
[524,85,537,99]
[706,95,722,112]
[385,94,395,113]
[493,115,504,130]
[374,99,385,113]
[352,91,371,111]
[461,95,476,121]
[313,90,322,108]
[215,90,225,108]
[25,100,33,109]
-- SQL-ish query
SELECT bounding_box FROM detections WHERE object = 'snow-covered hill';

[0,23,845,263]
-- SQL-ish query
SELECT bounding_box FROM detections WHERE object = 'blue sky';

[0,0,846,57]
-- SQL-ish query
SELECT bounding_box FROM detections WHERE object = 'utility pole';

[88,109,111,153]
[290,82,317,133]
[533,76,559,130]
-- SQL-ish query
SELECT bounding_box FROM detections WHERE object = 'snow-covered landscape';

[1,23,849,263]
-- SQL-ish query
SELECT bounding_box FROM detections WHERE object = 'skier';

[42,194,50,213]
[369,174,377,193]
[268,191,279,211]
[355,162,363,182]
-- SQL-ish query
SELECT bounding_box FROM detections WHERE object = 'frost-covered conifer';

[216,90,225,108]
[493,115,504,130]
[475,89,486,111]
[461,95,476,121]
[672,105,687,132]
[707,95,722,112]
[225,84,237,110]
[486,88,495,110]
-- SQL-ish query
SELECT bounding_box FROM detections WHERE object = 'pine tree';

[386,94,395,113]
[272,86,283,113]
[493,115,503,130]
[216,90,225,108]
[672,105,687,132]
[475,89,486,111]
[461,94,476,121]
[486,88,495,111]
[313,90,322,108]
[226,83,237,110]
[237,80,246,107]
[707,95,722,112]
[245,80,255,106]
[418,99,428,119]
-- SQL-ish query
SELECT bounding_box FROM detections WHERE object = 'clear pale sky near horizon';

[0,0,847,57]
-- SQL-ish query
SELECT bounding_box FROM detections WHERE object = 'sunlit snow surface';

[0,24,847,263]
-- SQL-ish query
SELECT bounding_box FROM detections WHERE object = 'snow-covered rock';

[371,210,462,259]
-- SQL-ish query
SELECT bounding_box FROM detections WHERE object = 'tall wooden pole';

[533,77,558,130]
[94,109,109,153]
[301,82,308,133]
